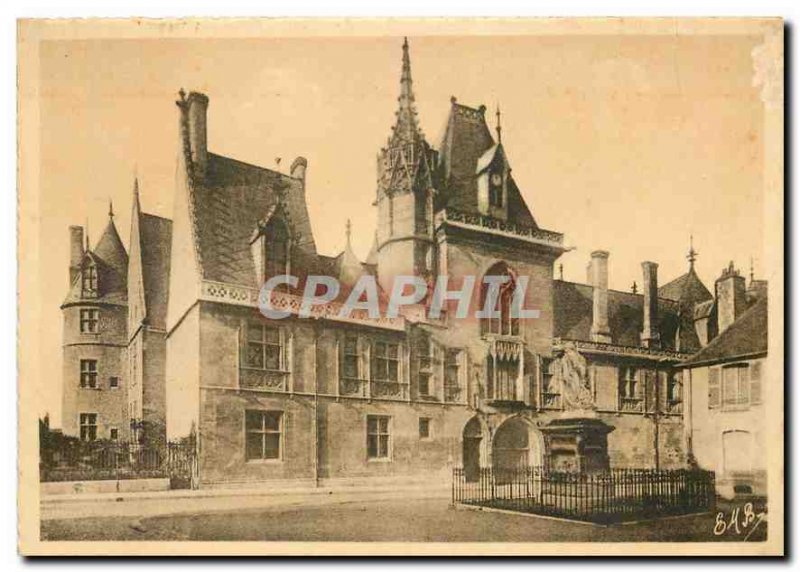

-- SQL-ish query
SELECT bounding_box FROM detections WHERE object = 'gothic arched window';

[480,262,519,337]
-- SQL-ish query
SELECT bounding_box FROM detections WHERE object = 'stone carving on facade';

[553,342,595,412]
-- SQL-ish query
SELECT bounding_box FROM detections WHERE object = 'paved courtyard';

[41,496,768,543]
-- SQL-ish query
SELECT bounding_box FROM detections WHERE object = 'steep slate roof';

[138,213,172,330]
[658,268,713,303]
[680,296,768,367]
[62,217,128,307]
[437,100,536,227]
[190,153,319,288]
[656,267,712,353]
[553,280,682,350]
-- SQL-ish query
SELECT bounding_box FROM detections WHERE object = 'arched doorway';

[462,417,483,482]
[492,416,540,472]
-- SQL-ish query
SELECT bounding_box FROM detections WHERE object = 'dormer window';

[265,219,290,279]
[81,263,98,297]
[251,214,292,287]
[489,171,504,208]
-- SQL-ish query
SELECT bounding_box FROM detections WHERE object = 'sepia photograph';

[17,17,784,556]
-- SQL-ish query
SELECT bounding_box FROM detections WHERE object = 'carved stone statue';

[553,343,595,412]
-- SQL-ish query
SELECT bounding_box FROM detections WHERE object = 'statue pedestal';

[540,416,615,474]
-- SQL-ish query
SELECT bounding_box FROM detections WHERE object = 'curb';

[42,484,452,505]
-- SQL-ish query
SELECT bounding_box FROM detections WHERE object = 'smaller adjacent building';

[679,263,768,498]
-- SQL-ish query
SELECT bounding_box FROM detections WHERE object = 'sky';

[37,33,765,426]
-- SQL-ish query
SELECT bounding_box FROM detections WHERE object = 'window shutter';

[738,365,749,405]
[750,362,762,404]
[708,367,721,408]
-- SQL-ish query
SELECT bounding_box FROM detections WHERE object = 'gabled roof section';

[681,296,768,367]
[438,100,494,212]
[437,100,536,227]
[553,280,681,351]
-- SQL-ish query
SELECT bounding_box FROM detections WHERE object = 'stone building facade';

[160,39,700,488]
[61,39,766,489]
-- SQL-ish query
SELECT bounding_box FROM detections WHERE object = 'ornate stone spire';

[377,38,436,198]
[391,37,422,147]
[108,199,115,220]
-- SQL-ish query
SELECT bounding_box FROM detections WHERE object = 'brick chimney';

[715,261,746,333]
[590,250,611,343]
[640,261,660,348]
[186,91,209,179]
[69,225,84,284]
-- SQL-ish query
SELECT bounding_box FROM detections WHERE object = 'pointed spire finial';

[687,234,698,269]
[558,263,563,281]
[632,281,638,295]
[496,103,502,144]
[750,256,755,283]
[85,218,90,252]
[345,218,352,245]
[108,199,114,220]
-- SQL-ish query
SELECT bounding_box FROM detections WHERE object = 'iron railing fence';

[40,440,197,487]
[452,466,715,524]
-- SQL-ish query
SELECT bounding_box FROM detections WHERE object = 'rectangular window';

[79,308,99,333]
[367,415,391,459]
[419,417,431,439]
[708,367,721,408]
[373,342,399,382]
[444,349,460,387]
[109,376,119,389]
[342,335,361,379]
[80,359,98,389]
[723,365,749,407]
[109,427,119,441]
[79,413,97,441]
[245,410,283,461]
[245,323,284,371]
[750,362,762,404]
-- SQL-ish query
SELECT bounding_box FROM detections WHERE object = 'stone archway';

[492,416,542,471]
[462,417,484,482]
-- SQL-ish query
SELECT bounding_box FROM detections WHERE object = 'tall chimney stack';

[590,250,611,343]
[69,225,84,284]
[715,261,746,333]
[641,261,660,348]
[186,91,209,180]
[290,156,308,183]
